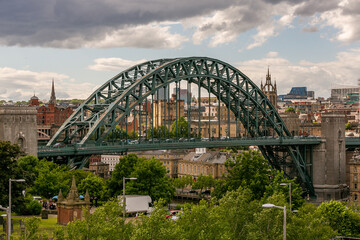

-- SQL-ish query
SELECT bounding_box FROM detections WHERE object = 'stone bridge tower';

[0,106,37,156]
[313,113,348,202]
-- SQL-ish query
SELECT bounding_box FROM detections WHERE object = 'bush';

[24,200,42,215]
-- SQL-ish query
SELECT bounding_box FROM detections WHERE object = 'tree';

[285,107,295,113]
[173,175,193,192]
[224,150,270,200]
[287,203,336,240]
[30,160,92,198]
[146,125,169,139]
[170,117,190,138]
[78,174,107,200]
[127,158,175,203]
[66,199,133,240]
[245,193,288,240]
[17,155,40,185]
[263,170,304,210]
[107,153,145,197]
[0,141,26,214]
[316,200,360,237]
[212,187,257,239]
[192,175,215,193]
[131,199,177,240]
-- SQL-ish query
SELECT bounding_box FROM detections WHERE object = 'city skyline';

[1,0,360,101]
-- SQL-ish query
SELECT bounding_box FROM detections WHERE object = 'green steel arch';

[48,57,314,195]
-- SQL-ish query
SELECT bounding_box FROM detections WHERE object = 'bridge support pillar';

[312,113,348,202]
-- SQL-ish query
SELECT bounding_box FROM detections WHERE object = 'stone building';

[349,149,360,202]
[0,106,38,156]
[57,176,90,225]
[152,99,185,128]
[136,149,188,178]
[178,149,229,179]
[89,162,110,179]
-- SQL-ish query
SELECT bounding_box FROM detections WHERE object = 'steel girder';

[47,56,314,195]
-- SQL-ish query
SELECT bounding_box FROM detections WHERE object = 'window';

[355,183,358,189]
[354,174,358,181]
[355,194,358,201]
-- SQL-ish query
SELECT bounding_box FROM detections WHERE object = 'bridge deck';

[38,137,322,158]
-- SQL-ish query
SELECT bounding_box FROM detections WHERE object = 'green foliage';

[264,170,304,210]
[146,125,170,139]
[175,200,224,240]
[107,126,129,141]
[173,175,193,192]
[192,175,214,192]
[345,122,352,130]
[24,199,42,215]
[285,107,295,113]
[0,141,26,214]
[246,193,287,240]
[127,158,175,203]
[78,174,108,200]
[170,117,190,138]
[66,199,133,240]
[224,150,270,199]
[20,217,41,240]
[317,200,360,237]
[107,153,144,197]
[131,199,177,240]
[128,130,139,140]
[30,160,94,199]
[107,154,174,203]
[287,203,336,240]
[213,187,257,239]
[18,155,40,185]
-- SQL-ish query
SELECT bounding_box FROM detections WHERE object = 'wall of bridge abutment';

[312,113,348,203]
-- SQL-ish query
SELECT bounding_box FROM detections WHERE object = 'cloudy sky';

[1,0,360,101]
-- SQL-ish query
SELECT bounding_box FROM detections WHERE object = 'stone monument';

[57,176,90,225]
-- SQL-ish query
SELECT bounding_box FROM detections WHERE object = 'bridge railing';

[38,135,322,154]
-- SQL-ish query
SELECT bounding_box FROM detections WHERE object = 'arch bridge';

[39,57,323,196]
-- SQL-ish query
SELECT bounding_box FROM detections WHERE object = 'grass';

[0,214,62,239]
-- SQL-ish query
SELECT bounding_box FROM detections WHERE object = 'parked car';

[166,210,182,221]
[201,190,211,195]
[53,142,65,148]
[32,196,42,203]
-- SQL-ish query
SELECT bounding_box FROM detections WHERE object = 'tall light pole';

[8,178,25,240]
[123,177,137,219]
[280,182,291,212]
[262,203,287,240]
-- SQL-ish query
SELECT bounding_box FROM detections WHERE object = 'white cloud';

[235,48,360,98]
[89,58,148,72]
[86,24,189,49]
[0,68,95,101]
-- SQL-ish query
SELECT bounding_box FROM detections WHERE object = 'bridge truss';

[44,57,317,196]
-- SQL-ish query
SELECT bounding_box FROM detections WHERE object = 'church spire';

[49,78,56,105]
[266,66,271,85]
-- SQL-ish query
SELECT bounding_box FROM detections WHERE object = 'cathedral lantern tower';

[261,67,277,110]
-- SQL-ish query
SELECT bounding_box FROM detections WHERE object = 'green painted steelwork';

[45,57,319,195]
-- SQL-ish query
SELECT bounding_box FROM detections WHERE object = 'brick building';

[29,80,74,142]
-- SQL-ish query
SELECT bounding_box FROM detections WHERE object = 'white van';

[32,196,42,202]
[119,195,152,214]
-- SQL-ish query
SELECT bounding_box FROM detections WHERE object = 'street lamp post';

[8,178,25,240]
[123,177,137,219]
[280,182,292,212]
[262,203,287,240]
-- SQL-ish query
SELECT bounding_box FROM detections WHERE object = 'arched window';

[17,138,24,149]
